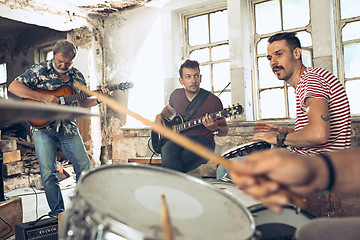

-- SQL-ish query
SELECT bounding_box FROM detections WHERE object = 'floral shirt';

[15,60,87,135]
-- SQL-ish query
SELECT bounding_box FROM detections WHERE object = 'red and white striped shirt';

[290,67,351,156]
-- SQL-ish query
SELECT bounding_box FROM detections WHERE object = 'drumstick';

[161,195,173,240]
[74,82,306,209]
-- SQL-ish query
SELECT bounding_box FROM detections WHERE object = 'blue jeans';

[216,156,245,181]
[33,124,91,217]
[161,136,214,173]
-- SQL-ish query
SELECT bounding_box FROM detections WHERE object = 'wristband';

[276,132,288,148]
[319,153,335,191]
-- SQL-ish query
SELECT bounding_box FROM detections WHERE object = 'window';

[252,0,312,120]
[0,63,7,99]
[182,5,231,107]
[337,0,360,114]
[38,44,53,63]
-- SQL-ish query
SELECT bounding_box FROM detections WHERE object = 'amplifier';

[15,217,58,240]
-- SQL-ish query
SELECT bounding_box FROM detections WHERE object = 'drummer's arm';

[8,80,59,104]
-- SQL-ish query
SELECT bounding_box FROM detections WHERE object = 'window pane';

[255,0,281,35]
[211,45,229,61]
[190,49,210,63]
[213,62,230,91]
[297,31,312,47]
[340,0,360,19]
[345,80,360,114]
[200,65,211,91]
[302,49,312,67]
[210,10,228,43]
[0,63,6,84]
[46,51,53,60]
[288,86,296,118]
[342,21,360,42]
[344,43,360,78]
[260,89,286,119]
[283,0,310,30]
[217,91,231,109]
[188,15,209,46]
[258,57,283,88]
[257,38,269,55]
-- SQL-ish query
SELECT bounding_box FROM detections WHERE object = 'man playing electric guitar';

[8,39,110,217]
[155,59,228,173]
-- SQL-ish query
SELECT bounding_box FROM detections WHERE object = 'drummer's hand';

[251,131,278,145]
[254,122,283,133]
[202,114,218,131]
[229,149,317,213]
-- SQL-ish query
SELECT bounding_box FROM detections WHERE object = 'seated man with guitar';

[8,39,110,217]
[154,59,228,173]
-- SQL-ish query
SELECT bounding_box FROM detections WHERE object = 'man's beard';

[52,60,71,74]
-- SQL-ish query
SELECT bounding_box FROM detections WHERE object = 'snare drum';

[59,164,257,240]
[249,204,315,240]
[221,142,271,159]
[205,179,260,208]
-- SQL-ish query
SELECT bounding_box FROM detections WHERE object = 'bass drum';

[249,204,315,240]
[59,164,257,240]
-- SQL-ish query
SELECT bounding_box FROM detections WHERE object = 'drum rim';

[221,141,271,157]
[75,163,257,238]
[248,203,316,220]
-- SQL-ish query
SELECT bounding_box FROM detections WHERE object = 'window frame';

[181,4,231,100]
[334,0,360,115]
[250,0,312,120]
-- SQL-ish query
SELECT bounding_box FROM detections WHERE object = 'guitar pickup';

[59,96,66,105]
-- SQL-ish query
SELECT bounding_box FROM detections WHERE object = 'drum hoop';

[221,141,271,158]
[76,163,257,238]
[249,203,316,220]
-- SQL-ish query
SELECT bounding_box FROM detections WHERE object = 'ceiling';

[0,0,150,43]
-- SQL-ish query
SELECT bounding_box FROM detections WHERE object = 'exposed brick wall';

[105,117,360,162]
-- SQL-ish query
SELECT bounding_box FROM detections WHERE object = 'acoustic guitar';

[151,104,243,154]
[23,82,133,128]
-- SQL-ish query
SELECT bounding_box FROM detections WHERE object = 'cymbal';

[0,99,98,127]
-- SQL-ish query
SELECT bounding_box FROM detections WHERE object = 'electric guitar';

[151,104,243,154]
[23,82,134,128]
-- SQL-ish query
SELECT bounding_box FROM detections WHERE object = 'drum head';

[75,164,255,240]
[205,179,260,208]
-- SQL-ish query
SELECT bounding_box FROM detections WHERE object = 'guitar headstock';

[221,104,243,118]
[117,82,134,91]
[107,82,134,92]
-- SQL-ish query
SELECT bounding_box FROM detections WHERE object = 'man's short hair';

[268,32,301,51]
[53,40,77,59]
[179,59,200,78]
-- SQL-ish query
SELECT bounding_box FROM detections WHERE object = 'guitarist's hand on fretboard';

[202,113,219,132]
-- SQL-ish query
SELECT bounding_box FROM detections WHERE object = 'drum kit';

[58,142,314,240]
[0,96,314,240]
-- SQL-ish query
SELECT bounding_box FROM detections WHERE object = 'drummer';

[229,148,360,239]
[217,31,351,180]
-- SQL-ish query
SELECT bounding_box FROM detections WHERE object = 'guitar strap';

[183,88,210,121]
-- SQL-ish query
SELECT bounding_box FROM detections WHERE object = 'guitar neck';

[64,91,92,103]
[173,111,222,133]
[63,84,128,104]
